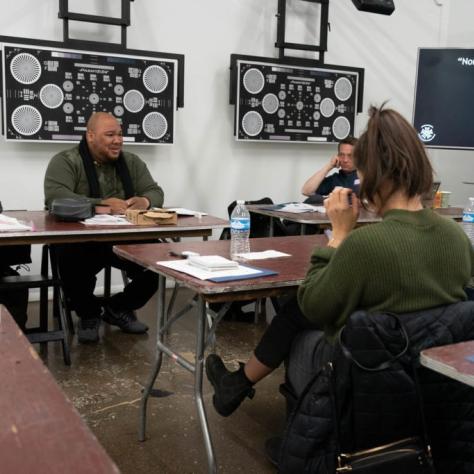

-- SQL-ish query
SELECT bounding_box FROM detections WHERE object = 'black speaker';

[351,0,395,15]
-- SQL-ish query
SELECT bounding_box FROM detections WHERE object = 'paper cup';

[440,191,451,208]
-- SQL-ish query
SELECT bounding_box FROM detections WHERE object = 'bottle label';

[231,217,250,231]
[463,212,474,223]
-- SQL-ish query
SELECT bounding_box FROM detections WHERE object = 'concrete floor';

[32,288,285,473]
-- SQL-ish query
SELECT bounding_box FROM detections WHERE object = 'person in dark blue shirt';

[301,137,359,202]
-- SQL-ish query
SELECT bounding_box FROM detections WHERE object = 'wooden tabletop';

[0,210,228,245]
[420,340,474,388]
[247,204,464,225]
[0,305,119,473]
[114,235,327,303]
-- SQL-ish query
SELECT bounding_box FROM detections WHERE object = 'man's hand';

[101,198,128,214]
[324,187,359,247]
[328,155,340,169]
[126,196,150,210]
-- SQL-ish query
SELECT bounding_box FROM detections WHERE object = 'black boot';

[205,354,255,417]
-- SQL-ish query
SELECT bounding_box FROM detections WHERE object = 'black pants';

[254,294,320,369]
[53,243,158,320]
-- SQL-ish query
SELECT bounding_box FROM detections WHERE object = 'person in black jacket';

[301,137,359,201]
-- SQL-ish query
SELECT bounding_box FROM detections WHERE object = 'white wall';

[0,0,471,276]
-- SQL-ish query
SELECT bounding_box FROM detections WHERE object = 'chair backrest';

[221,197,288,239]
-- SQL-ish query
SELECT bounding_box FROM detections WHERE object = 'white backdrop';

[0,0,472,277]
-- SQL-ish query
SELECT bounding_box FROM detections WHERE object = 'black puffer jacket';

[279,302,474,474]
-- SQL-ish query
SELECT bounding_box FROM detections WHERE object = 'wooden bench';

[0,304,119,473]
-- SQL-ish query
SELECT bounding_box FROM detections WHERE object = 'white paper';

[165,208,208,217]
[279,203,325,213]
[236,250,291,260]
[81,215,132,226]
[156,259,262,280]
[188,255,238,271]
[0,214,33,232]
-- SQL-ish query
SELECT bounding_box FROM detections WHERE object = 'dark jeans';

[53,242,158,320]
[254,294,320,369]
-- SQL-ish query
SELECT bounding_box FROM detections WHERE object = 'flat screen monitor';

[413,48,474,150]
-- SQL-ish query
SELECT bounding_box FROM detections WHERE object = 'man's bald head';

[87,112,118,132]
[86,112,123,163]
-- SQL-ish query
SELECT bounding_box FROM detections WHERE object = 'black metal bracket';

[58,0,135,50]
[275,0,329,63]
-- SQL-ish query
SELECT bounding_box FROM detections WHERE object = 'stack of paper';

[188,255,238,271]
[279,203,325,213]
[0,214,33,232]
[165,208,208,217]
[81,215,132,226]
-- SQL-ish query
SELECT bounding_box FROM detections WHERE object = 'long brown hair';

[353,105,433,209]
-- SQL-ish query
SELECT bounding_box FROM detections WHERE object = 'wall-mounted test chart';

[1,42,178,144]
[231,57,363,144]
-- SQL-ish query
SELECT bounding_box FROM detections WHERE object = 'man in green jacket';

[44,112,164,343]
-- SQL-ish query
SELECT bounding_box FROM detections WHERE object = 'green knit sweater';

[44,146,164,209]
[298,209,474,338]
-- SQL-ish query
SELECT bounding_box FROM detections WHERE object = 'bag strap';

[333,313,433,463]
[338,312,409,372]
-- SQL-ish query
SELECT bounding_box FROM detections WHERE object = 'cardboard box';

[125,209,177,226]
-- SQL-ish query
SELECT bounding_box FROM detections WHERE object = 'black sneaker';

[102,305,148,334]
[264,436,282,467]
[205,354,255,417]
[77,318,101,343]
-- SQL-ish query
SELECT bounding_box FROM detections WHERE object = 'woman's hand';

[324,187,359,247]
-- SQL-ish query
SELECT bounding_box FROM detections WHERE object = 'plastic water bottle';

[230,200,251,260]
[462,197,474,244]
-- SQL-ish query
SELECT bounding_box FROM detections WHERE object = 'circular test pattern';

[332,116,351,140]
[40,84,64,109]
[262,93,279,114]
[242,68,265,95]
[114,105,124,117]
[10,52,41,85]
[334,77,353,102]
[320,97,336,118]
[63,102,74,114]
[143,65,168,93]
[11,105,42,136]
[114,84,125,95]
[63,80,74,92]
[89,93,100,105]
[241,111,263,137]
[123,89,145,113]
[142,112,168,140]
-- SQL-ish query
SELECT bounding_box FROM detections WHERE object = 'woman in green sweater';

[206,105,474,418]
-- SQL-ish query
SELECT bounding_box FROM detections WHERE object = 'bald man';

[44,112,164,343]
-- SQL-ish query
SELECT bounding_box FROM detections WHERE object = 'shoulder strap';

[78,136,101,198]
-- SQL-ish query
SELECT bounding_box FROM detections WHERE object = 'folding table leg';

[139,274,166,442]
[195,297,216,473]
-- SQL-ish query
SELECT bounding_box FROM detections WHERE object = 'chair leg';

[47,245,72,364]
[104,265,112,299]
